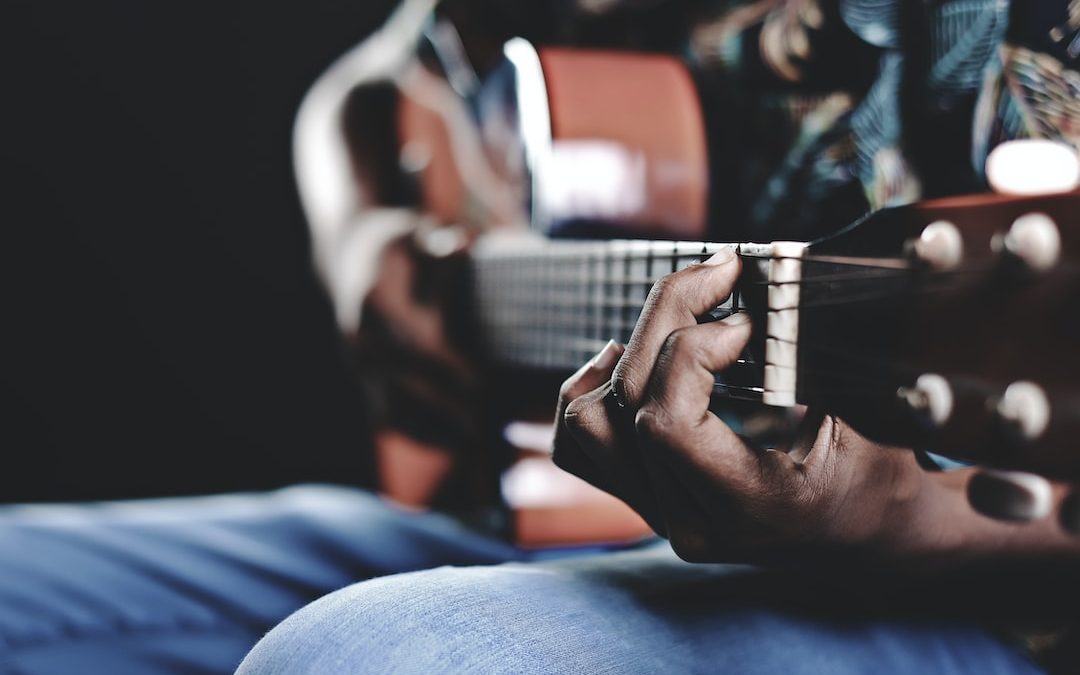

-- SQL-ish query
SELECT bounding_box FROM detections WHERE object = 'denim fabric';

[0,485,1048,675]
[0,485,522,675]
[239,545,1046,675]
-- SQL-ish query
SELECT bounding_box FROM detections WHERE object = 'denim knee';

[236,564,581,675]
[237,552,1046,675]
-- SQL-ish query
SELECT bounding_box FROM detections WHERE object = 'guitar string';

[469,242,1077,419]
[476,272,984,328]
[471,248,1004,376]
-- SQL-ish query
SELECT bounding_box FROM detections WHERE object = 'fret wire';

[596,247,604,341]
[644,245,654,334]
[620,250,631,345]
[583,250,591,349]
[473,240,749,371]
[604,249,615,343]
[494,316,641,331]
[545,253,553,366]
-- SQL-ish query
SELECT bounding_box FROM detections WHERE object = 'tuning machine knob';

[992,213,1061,273]
[910,220,964,271]
[899,373,954,428]
[993,381,1051,442]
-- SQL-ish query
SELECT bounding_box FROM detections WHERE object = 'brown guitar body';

[374,40,710,547]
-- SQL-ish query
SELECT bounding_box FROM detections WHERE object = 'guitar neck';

[469,236,765,372]
[467,192,1080,480]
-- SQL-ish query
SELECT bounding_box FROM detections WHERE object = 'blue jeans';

[0,485,1045,674]
[0,485,522,674]
[238,546,1046,675]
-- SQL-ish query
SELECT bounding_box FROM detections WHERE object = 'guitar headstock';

[788,191,1080,479]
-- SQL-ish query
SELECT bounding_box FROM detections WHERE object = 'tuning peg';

[986,139,1080,196]
[967,469,1053,522]
[899,373,954,427]
[911,221,963,271]
[993,213,1062,273]
[994,381,1051,442]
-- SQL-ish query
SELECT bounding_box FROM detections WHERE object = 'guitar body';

[369,32,712,547]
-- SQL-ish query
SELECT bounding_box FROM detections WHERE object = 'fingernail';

[702,247,736,265]
[590,339,622,371]
[723,312,752,326]
[967,470,1053,522]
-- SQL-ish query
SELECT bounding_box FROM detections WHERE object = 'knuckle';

[634,406,676,445]
[648,273,688,311]
[609,370,639,407]
[648,273,675,302]
[660,330,683,360]
[660,327,700,362]
[563,395,601,434]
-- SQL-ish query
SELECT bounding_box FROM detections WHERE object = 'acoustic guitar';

[336,7,1080,545]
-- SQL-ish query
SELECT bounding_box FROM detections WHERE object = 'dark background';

[4,1,401,501]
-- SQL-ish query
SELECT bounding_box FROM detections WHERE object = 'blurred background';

[0,0,703,505]
[3,1,407,501]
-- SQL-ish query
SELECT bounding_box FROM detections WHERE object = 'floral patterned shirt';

[682,0,1079,241]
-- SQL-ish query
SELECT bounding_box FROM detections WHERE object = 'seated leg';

[239,544,1045,675]
[0,485,519,674]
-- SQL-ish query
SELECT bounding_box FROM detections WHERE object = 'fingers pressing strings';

[597,249,744,537]
[612,248,742,411]
[636,315,762,491]
[633,314,819,542]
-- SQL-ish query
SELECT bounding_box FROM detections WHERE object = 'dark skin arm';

[554,248,1080,571]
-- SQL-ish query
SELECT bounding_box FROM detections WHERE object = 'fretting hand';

[553,249,1080,568]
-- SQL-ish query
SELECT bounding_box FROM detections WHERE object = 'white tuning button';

[986,139,1080,196]
[900,373,954,427]
[913,221,964,271]
[999,213,1062,272]
[996,381,1051,441]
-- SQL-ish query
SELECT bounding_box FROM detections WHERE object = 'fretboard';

[470,236,764,371]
